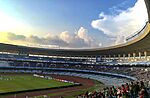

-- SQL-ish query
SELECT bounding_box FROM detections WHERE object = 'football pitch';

[0,75,74,94]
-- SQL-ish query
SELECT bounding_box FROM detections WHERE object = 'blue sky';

[0,0,148,48]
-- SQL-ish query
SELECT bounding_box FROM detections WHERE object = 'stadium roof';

[0,0,150,57]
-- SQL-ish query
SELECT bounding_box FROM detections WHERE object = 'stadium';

[0,0,150,98]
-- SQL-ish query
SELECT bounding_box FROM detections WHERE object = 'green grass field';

[0,75,74,94]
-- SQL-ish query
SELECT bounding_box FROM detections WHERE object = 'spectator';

[112,86,117,97]
[134,82,140,97]
[140,81,145,89]
[84,91,89,98]
[117,87,122,98]
[121,84,127,98]
[125,83,130,98]
[139,88,149,98]
[129,81,135,98]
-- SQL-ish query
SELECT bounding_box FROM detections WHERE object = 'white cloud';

[58,27,99,48]
[0,27,100,49]
[77,27,92,44]
[59,31,72,43]
[91,0,148,45]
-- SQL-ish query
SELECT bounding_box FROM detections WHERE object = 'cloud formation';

[91,0,148,45]
[0,27,99,49]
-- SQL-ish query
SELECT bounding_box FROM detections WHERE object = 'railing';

[126,21,149,41]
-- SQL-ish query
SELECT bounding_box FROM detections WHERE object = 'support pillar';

[113,55,116,60]
[128,53,131,58]
[118,54,121,62]
[123,54,125,59]
[128,53,131,62]
[133,53,136,61]
[123,54,126,62]
[104,55,106,61]
[139,52,141,60]
[144,51,147,59]
[133,53,136,58]
[109,55,111,61]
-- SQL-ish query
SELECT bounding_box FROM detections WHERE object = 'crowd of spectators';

[78,81,150,98]
[5,60,150,80]
[44,63,150,81]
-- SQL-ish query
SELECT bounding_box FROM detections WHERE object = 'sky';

[0,0,148,49]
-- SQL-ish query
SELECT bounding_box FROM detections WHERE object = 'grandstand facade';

[0,1,149,66]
